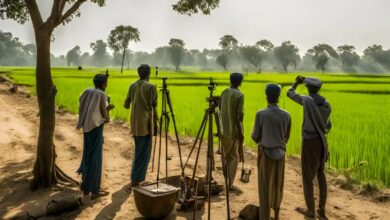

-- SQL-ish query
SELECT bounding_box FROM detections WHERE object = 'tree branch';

[46,0,62,28]
[58,0,87,26]
[24,0,43,28]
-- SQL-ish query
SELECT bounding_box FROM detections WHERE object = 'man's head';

[93,73,108,91]
[265,83,281,104]
[230,72,243,88]
[304,77,322,94]
[138,64,151,80]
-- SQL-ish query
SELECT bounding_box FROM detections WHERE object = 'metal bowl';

[133,182,180,218]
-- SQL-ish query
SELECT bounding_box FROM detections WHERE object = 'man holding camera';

[220,72,244,190]
[124,64,158,187]
[77,73,114,199]
[252,84,291,220]
[288,76,332,220]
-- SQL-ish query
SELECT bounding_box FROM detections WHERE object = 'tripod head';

[206,78,220,109]
[208,77,217,92]
[162,77,168,90]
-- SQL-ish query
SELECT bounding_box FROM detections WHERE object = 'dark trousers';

[258,149,285,220]
[78,125,104,195]
[131,135,152,182]
[301,137,327,212]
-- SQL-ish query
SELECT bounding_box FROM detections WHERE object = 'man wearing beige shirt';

[124,64,158,187]
[252,84,291,220]
[220,72,245,191]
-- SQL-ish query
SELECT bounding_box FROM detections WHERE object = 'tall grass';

[2,67,390,187]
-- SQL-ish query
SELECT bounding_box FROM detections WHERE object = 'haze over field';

[1,0,390,56]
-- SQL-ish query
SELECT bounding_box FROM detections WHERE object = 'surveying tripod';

[182,78,231,219]
[152,77,184,183]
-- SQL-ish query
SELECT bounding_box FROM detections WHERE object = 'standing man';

[220,72,244,191]
[252,84,291,220]
[288,76,331,220]
[77,73,114,200]
[124,64,158,187]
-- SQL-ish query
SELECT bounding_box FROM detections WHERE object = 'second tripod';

[152,77,184,182]
[182,78,231,219]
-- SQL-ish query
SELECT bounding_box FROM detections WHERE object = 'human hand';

[107,104,115,111]
[295,75,305,84]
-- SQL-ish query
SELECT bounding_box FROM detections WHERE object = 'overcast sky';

[1,0,390,56]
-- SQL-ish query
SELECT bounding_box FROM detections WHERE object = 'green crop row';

[2,67,390,187]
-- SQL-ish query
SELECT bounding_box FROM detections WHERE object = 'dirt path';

[0,81,389,220]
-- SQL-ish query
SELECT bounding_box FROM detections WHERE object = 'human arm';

[236,94,244,142]
[100,94,110,122]
[251,112,262,144]
[285,115,292,143]
[124,86,131,109]
[325,103,332,134]
[287,75,305,105]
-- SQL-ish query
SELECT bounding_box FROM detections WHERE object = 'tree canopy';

[107,25,140,73]
[308,44,338,73]
[90,39,109,67]
[219,35,238,50]
[107,25,140,53]
[172,0,220,15]
[240,45,264,72]
[66,45,81,66]
[168,38,186,71]
[337,45,359,68]
[273,41,299,72]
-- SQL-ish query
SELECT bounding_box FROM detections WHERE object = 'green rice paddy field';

[1,67,390,187]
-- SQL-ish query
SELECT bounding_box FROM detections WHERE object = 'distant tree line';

[2,30,390,73]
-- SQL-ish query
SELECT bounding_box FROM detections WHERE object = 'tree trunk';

[121,49,126,74]
[283,64,288,73]
[126,53,130,69]
[31,29,58,190]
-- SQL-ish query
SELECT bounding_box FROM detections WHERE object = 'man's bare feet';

[295,207,315,218]
[317,208,328,220]
[91,190,109,200]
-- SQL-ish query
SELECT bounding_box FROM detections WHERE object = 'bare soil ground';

[0,81,389,219]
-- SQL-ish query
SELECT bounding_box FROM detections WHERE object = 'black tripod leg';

[214,112,231,219]
[157,92,165,184]
[190,111,208,189]
[183,110,208,171]
[166,91,184,170]
[161,93,169,182]
[152,130,158,172]
[191,111,208,219]
[207,108,214,220]
[165,112,169,181]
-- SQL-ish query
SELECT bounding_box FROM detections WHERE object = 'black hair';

[93,73,108,88]
[267,96,279,104]
[138,64,151,79]
[230,72,243,87]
